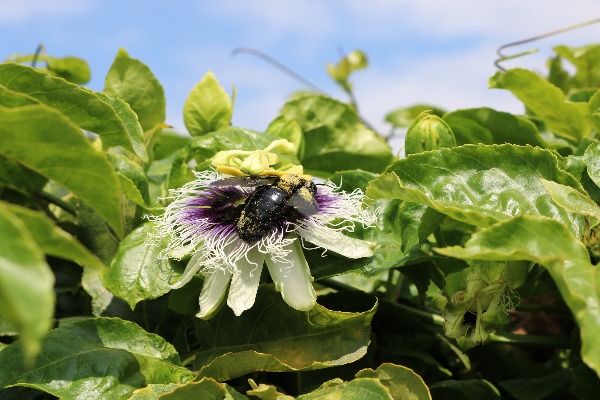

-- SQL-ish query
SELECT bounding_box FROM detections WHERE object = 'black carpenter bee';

[211,174,319,243]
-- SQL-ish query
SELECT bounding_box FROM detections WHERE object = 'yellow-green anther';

[211,150,250,168]
[405,110,456,155]
[239,151,279,175]
[264,139,297,154]
[211,139,300,176]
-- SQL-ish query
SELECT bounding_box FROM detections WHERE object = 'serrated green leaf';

[0,206,54,360]
[247,379,293,400]
[129,384,180,399]
[443,107,547,147]
[158,378,226,399]
[183,72,232,136]
[0,63,146,159]
[195,286,376,381]
[436,215,600,377]
[109,152,150,207]
[95,92,148,162]
[104,49,166,132]
[0,105,124,237]
[297,378,392,400]
[489,68,590,141]
[366,144,585,236]
[0,317,192,399]
[104,223,181,309]
[355,363,431,400]
[117,173,149,209]
[276,94,393,176]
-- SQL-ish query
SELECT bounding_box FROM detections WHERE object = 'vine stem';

[495,17,600,71]
[319,277,571,348]
[41,191,76,215]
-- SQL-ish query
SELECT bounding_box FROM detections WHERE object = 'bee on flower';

[149,139,377,318]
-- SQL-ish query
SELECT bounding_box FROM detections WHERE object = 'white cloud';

[0,0,95,23]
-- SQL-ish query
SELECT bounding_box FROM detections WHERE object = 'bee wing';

[287,187,319,216]
[210,177,276,188]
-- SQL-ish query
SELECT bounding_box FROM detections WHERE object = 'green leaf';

[429,379,500,400]
[489,68,590,141]
[554,44,600,88]
[0,105,124,237]
[385,104,445,128]
[305,170,406,278]
[584,132,600,190]
[443,107,547,147]
[539,179,600,225]
[168,128,283,188]
[0,206,54,360]
[104,49,166,132]
[297,378,392,400]
[183,71,232,136]
[95,92,148,162]
[436,215,600,377]
[3,202,105,271]
[276,94,393,175]
[500,370,572,400]
[0,84,41,107]
[366,144,585,236]
[109,153,150,204]
[355,363,431,400]
[265,117,305,161]
[104,223,181,309]
[0,63,147,160]
[326,50,368,93]
[0,317,193,399]
[397,202,445,253]
[588,90,600,133]
[46,56,91,84]
[158,378,227,399]
[0,156,47,194]
[195,286,376,381]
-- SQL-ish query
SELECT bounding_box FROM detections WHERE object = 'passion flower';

[149,169,376,319]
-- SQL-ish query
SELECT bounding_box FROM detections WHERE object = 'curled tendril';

[495,17,600,71]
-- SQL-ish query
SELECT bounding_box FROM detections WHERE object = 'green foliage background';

[1,44,600,399]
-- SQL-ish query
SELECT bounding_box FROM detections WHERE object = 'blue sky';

[1,1,598,135]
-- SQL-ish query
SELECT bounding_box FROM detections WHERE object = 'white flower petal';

[297,220,374,259]
[265,235,316,311]
[197,267,232,319]
[170,250,205,289]
[227,247,266,316]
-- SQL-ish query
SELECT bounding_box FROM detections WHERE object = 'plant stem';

[489,332,570,348]
[41,191,76,215]
[319,277,571,348]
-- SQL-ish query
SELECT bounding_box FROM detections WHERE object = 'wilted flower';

[149,168,377,319]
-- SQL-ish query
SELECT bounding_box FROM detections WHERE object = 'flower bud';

[405,111,456,155]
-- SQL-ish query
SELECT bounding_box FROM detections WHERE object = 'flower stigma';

[149,141,377,318]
